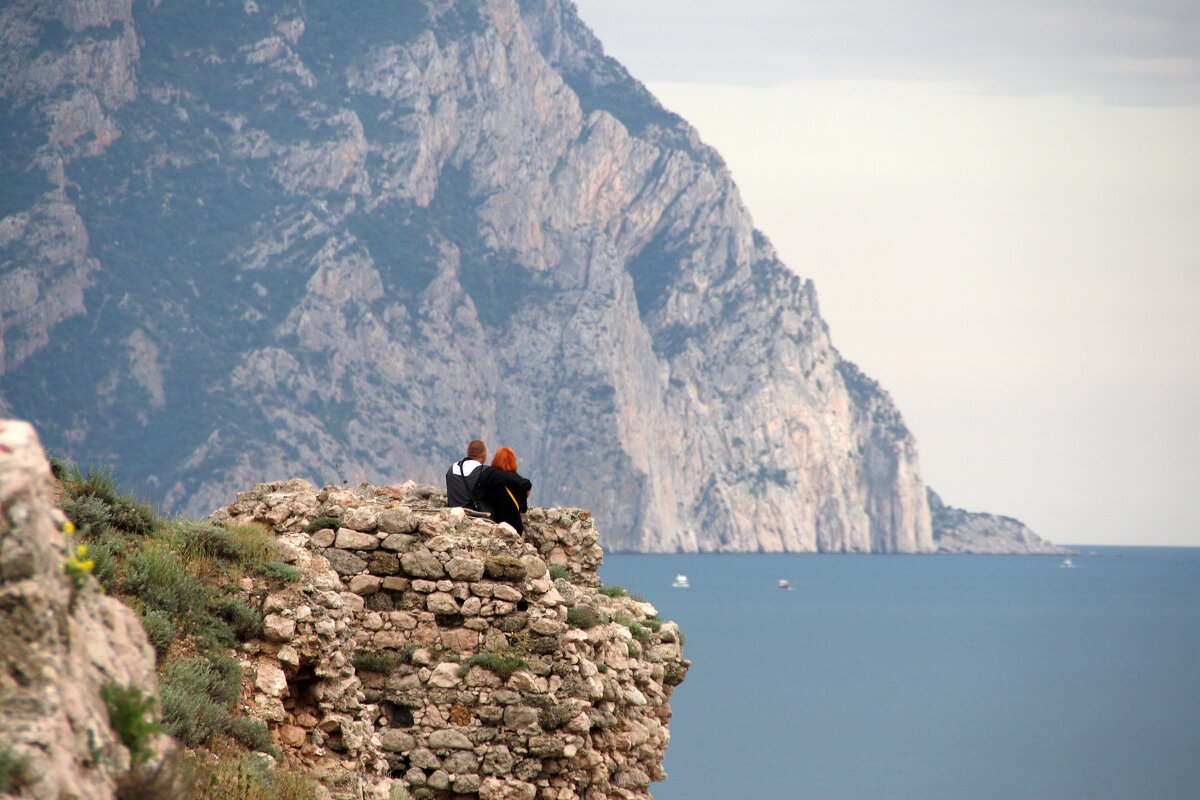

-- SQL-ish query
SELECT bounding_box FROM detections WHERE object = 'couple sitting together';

[445,438,532,534]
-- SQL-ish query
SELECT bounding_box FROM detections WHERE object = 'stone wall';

[212,479,689,800]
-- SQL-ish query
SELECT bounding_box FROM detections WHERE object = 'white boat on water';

[1060,558,1074,568]
[777,579,792,590]
[672,574,690,588]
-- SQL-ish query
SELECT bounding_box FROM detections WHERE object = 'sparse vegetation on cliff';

[50,458,318,795]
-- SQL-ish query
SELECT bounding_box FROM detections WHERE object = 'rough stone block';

[255,663,288,697]
[479,776,537,800]
[335,527,379,550]
[441,627,479,652]
[368,551,400,575]
[426,592,460,615]
[263,614,296,642]
[379,730,415,753]
[428,728,474,751]
[401,549,445,579]
[342,507,378,532]
[378,507,419,535]
[348,574,382,595]
[492,584,523,602]
[322,548,367,576]
[484,556,526,581]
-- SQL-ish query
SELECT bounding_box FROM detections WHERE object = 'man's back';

[445,458,483,509]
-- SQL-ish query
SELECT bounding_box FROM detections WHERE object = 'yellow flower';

[62,521,76,536]
[76,544,88,559]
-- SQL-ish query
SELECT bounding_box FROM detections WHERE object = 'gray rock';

[428,729,474,751]
[335,527,379,550]
[323,549,368,577]
[401,549,445,579]
[378,508,419,535]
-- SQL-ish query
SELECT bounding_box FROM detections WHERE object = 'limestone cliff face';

[0,0,1049,553]
[0,420,170,800]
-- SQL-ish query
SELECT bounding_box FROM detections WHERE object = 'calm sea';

[599,547,1200,800]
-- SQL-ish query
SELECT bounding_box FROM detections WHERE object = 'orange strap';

[505,486,519,510]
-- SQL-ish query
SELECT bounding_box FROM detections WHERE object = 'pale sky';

[572,0,1200,547]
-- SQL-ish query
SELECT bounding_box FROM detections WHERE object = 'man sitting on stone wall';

[445,439,531,517]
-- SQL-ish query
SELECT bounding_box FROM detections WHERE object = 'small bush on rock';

[304,516,341,533]
[161,655,241,746]
[461,651,528,680]
[101,682,161,766]
[257,561,300,582]
[567,606,601,629]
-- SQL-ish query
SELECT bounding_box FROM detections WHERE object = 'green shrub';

[77,465,121,506]
[87,533,122,592]
[642,616,663,632]
[209,595,263,641]
[161,655,242,746]
[257,561,300,582]
[567,606,601,629]
[190,754,322,800]
[547,565,570,581]
[461,651,527,680]
[63,493,112,532]
[124,542,206,620]
[109,495,157,537]
[615,614,651,646]
[101,682,161,765]
[0,746,31,793]
[353,651,398,673]
[173,521,277,572]
[304,516,341,533]
[229,716,277,755]
[599,584,627,598]
[141,608,177,657]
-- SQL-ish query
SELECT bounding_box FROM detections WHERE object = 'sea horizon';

[600,545,1200,800]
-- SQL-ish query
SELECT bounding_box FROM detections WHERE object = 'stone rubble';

[211,477,689,800]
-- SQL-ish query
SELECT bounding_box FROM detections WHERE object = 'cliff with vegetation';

[1,418,687,800]
[0,0,1060,554]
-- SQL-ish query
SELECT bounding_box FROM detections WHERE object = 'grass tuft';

[101,682,161,765]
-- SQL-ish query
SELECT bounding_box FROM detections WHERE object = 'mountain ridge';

[0,0,1064,555]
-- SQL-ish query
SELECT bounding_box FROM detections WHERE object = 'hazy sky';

[572,0,1200,547]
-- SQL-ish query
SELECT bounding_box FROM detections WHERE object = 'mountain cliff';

[0,0,1059,554]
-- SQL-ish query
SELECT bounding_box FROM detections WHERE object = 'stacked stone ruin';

[212,479,689,800]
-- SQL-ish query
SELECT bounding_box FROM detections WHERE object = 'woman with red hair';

[487,447,529,534]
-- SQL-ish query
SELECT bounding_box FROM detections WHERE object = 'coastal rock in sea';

[0,420,171,799]
[929,489,1071,555]
[0,0,1050,554]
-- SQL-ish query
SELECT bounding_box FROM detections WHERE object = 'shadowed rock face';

[0,0,1043,552]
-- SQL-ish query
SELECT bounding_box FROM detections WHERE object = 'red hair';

[491,447,518,473]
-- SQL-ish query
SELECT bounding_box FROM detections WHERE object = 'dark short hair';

[467,439,486,460]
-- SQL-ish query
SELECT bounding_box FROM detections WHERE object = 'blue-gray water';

[599,547,1200,800]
